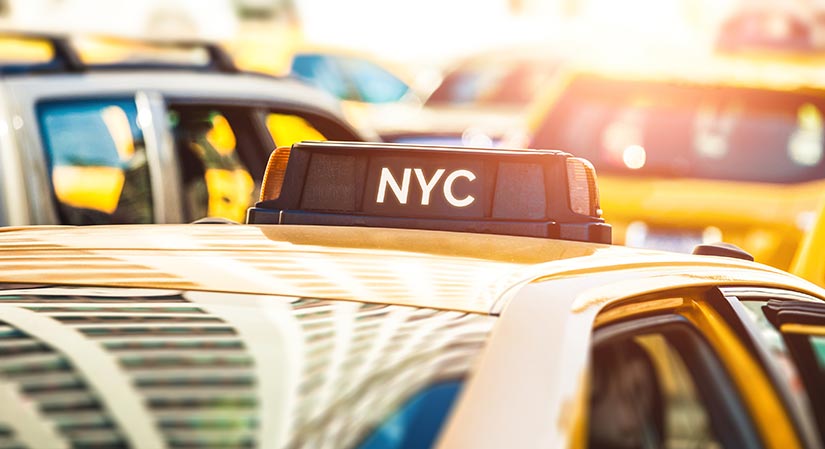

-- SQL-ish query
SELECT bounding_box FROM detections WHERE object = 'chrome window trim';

[136,91,182,223]
[721,286,823,302]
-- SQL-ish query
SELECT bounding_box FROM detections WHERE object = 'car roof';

[564,52,825,92]
[0,224,813,314]
[2,70,344,112]
[1,69,375,140]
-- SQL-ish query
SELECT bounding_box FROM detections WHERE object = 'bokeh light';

[622,144,647,170]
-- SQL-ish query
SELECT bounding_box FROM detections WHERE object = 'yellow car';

[527,56,825,270]
[1,141,825,449]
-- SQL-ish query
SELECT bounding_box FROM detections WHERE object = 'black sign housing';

[247,141,611,244]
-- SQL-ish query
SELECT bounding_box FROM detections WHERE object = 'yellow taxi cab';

[526,49,825,270]
[1,141,824,449]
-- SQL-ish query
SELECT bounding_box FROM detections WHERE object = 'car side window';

[589,319,758,449]
[590,331,720,449]
[737,295,825,440]
[168,105,259,223]
[38,98,153,224]
[263,109,361,145]
[265,112,327,148]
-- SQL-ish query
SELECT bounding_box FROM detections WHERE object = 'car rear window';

[531,76,825,184]
[0,286,495,449]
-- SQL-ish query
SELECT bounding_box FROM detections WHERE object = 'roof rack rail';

[0,31,238,75]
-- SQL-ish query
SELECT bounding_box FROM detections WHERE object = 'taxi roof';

[0,224,810,314]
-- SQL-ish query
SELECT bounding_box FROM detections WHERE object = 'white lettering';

[377,167,477,207]
[443,169,476,207]
[414,168,445,206]
[377,167,411,204]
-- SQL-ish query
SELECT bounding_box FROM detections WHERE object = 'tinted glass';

[292,54,357,101]
[742,298,825,439]
[0,286,494,449]
[532,77,825,183]
[38,98,153,224]
[811,335,825,368]
[357,381,461,449]
[266,112,327,147]
[169,106,258,223]
[590,333,722,449]
[266,109,360,143]
[338,56,409,103]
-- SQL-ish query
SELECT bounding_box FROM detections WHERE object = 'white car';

[0,33,366,226]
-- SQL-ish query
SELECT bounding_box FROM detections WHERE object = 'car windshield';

[291,54,409,103]
[0,285,494,449]
[426,57,559,107]
[531,76,825,184]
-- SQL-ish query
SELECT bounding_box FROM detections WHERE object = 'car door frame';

[0,82,22,226]
[590,286,802,449]
[438,263,823,449]
[722,286,825,449]
[3,78,181,224]
[590,312,762,449]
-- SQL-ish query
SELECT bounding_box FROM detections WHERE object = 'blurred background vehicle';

[287,47,430,136]
[527,51,825,270]
[380,45,564,147]
[0,33,365,227]
[715,3,817,54]
[2,0,825,274]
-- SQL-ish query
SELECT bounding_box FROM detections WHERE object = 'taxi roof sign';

[247,141,611,244]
